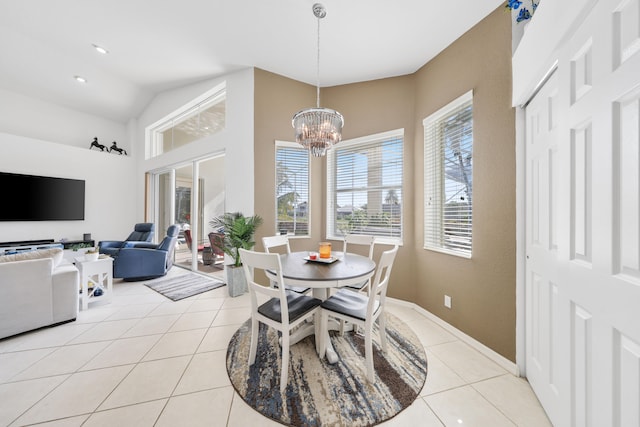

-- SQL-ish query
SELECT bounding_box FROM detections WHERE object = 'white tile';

[420,350,466,396]
[210,307,250,327]
[75,306,121,324]
[473,374,552,427]
[227,392,282,427]
[83,399,167,427]
[425,385,516,427]
[120,315,180,338]
[197,324,240,353]
[174,350,230,394]
[409,318,458,347]
[148,300,194,316]
[80,335,163,370]
[156,388,234,427]
[13,341,111,381]
[380,397,444,426]
[0,348,55,383]
[221,293,251,308]
[105,303,161,319]
[15,365,132,426]
[429,341,506,383]
[67,318,140,344]
[186,298,225,313]
[31,414,90,426]
[196,286,228,299]
[169,311,216,332]
[0,375,68,426]
[3,323,93,352]
[142,329,207,361]
[99,356,190,410]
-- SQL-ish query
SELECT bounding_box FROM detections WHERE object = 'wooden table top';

[274,251,376,287]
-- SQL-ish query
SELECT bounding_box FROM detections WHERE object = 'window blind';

[327,129,403,242]
[424,91,473,256]
[275,141,310,236]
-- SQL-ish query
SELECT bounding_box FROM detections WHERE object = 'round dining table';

[267,251,376,363]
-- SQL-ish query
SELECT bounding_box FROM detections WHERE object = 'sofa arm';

[52,264,79,323]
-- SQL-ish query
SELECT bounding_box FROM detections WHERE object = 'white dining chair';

[319,245,399,382]
[342,234,376,292]
[239,248,322,392]
[262,235,310,294]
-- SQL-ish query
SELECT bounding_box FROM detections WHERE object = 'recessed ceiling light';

[74,75,88,84]
[92,44,109,54]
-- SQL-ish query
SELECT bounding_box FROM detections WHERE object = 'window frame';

[145,82,226,159]
[423,90,473,258]
[326,129,404,245]
[275,140,311,238]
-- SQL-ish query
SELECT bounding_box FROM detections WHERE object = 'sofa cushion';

[0,247,64,267]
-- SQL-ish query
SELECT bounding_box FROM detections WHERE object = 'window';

[327,129,403,243]
[275,141,310,237]
[423,91,473,257]
[146,83,226,159]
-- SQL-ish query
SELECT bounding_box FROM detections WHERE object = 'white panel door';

[525,0,640,426]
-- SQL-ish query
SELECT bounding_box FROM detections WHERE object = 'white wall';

[0,88,128,150]
[135,68,255,221]
[0,132,137,244]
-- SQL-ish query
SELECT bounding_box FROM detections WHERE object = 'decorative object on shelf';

[292,3,344,157]
[89,137,108,151]
[506,0,539,24]
[84,247,99,262]
[210,212,263,297]
[109,141,127,155]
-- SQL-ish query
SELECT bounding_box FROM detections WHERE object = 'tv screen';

[1,172,85,221]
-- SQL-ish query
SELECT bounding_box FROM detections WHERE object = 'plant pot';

[226,265,247,297]
[84,252,99,262]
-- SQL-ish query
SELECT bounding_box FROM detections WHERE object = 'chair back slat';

[343,234,376,259]
[367,245,399,318]
[239,248,289,322]
[262,235,291,254]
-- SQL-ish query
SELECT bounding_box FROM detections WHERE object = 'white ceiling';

[0,0,504,123]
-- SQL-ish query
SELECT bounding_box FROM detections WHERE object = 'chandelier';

[292,3,344,157]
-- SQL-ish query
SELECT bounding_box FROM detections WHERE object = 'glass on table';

[319,242,331,259]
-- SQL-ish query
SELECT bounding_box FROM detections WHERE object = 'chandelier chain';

[316,11,321,108]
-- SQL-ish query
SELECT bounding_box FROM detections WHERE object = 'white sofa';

[0,248,79,339]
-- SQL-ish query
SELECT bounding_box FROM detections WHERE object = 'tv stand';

[0,239,95,255]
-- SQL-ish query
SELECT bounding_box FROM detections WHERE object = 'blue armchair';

[98,223,155,257]
[113,225,179,281]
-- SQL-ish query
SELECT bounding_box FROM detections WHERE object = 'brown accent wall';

[412,7,516,361]
[253,69,324,253]
[252,6,516,361]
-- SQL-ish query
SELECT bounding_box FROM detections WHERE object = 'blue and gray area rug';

[226,313,427,426]
[145,272,225,301]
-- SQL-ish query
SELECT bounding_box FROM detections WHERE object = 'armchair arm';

[122,241,157,249]
[98,240,125,250]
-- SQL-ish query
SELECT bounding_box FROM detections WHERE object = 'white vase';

[226,265,247,297]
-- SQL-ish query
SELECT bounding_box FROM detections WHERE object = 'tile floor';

[0,268,552,426]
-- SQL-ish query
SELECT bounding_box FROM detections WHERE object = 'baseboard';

[387,297,520,377]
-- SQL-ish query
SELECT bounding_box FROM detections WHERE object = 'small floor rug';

[226,313,427,426]
[145,272,225,301]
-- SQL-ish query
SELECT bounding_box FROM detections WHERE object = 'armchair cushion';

[98,223,155,257]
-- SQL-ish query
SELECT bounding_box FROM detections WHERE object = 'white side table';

[75,256,113,310]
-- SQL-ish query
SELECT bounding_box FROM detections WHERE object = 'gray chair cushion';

[321,289,380,321]
[258,291,321,323]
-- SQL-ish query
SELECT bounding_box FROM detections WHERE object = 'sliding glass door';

[149,154,225,274]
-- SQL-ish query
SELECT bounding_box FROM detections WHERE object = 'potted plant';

[84,247,100,262]
[210,212,263,297]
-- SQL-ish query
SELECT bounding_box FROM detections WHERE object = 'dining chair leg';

[314,311,322,356]
[365,320,375,382]
[378,312,388,353]
[280,331,290,392]
[248,317,259,365]
[319,311,328,358]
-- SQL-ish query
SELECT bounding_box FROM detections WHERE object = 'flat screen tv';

[1,172,85,221]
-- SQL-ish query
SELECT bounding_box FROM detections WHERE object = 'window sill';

[423,246,472,259]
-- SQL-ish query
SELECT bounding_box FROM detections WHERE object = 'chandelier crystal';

[292,3,344,157]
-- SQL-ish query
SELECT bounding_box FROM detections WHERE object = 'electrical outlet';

[444,295,452,309]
